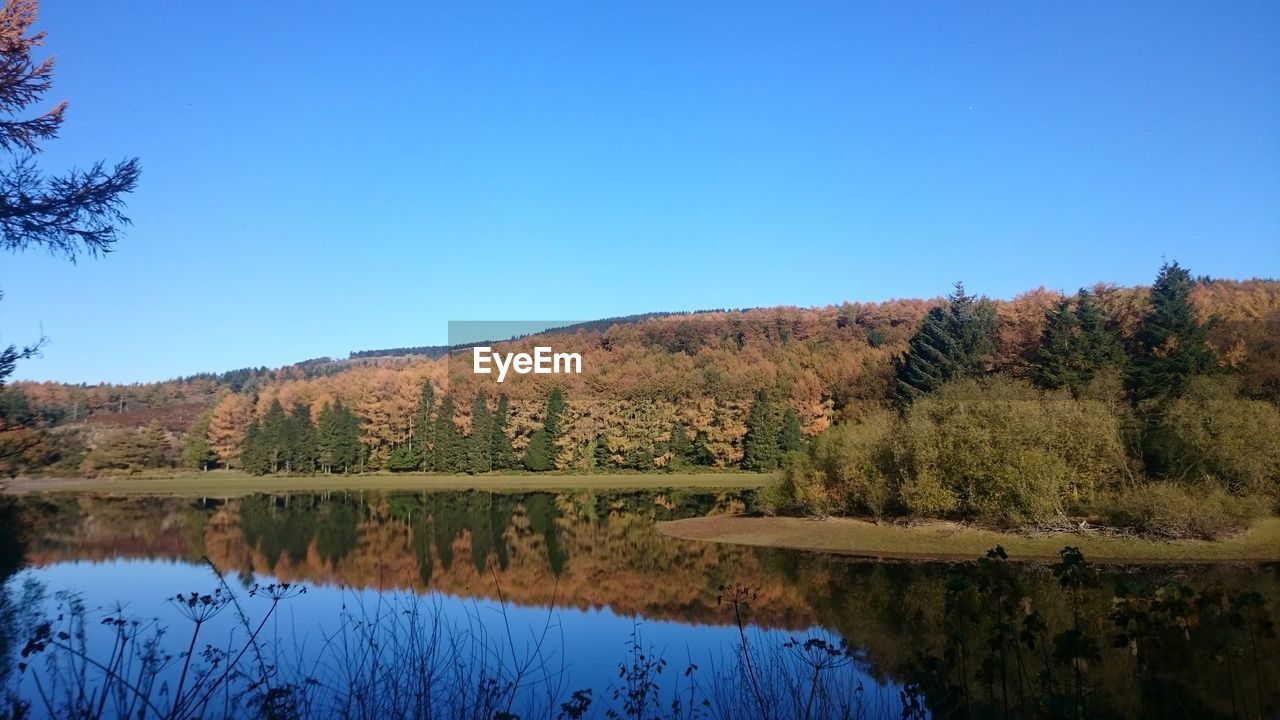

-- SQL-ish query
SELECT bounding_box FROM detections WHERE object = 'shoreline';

[0,471,769,498]
[657,514,1280,564]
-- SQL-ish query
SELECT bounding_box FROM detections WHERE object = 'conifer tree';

[691,430,715,466]
[545,388,566,445]
[412,381,435,470]
[1129,262,1216,401]
[467,392,493,474]
[778,407,804,454]
[667,421,692,462]
[1034,298,1084,391]
[1034,289,1128,394]
[286,402,317,473]
[592,433,612,469]
[260,399,288,473]
[490,394,518,470]
[241,421,271,475]
[523,430,553,472]
[181,409,217,471]
[742,389,782,471]
[896,283,998,402]
[387,444,418,472]
[318,401,360,473]
[432,395,464,472]
[1075,288,1126,371]
[524,388,566,471]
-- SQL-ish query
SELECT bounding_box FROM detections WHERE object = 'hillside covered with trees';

[3,264,1279,537]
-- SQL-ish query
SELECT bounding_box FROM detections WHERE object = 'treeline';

[771,262,1280,538]
[4,266,1279,483]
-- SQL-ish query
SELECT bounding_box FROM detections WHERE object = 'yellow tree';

[206,393,255,469]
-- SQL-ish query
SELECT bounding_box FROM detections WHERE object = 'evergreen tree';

[691,430,715,466]
[241,421,271,475]
[317,401,360,474]
[141,421,172,468]
[545,388,566,445]
[1075,288,1126,371]
[490,394,518,470]
[316,403,337,473]
[778,407,804,454]
[1034,289,1128,394]
[181,409,217,471]
[592,433,613,469]
[896,282,998,402]
[1034,298,1084,391]
[432,395,465,472]
[667,421,692,462]
[742,389,782,471]
[523,430,553,471]
[412,381,435,470]
[524,388,566,471]
[335,402,361,472]
[467,392,493,474]
[387,444,418,472]
[1128,262,1216,402]
[260,399,288,473]
[286,402,317,473]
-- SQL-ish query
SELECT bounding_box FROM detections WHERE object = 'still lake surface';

[0,489,1277,719]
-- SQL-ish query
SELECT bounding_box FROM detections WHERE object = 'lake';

[0,490,1276,719]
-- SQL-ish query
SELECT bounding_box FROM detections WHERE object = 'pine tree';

[387,444,418,472]
[241,421,271,475]
[524,388,566,471]
[545,388,566,445]
[1129,262,1216,401]
[317,401,360,474]
[181,409,217,470]
[260,400,288,473]
[1034,298,1084,391]
[691,430,715,466]
[1034,289,1128,394]
[778,408,804,454]
[412,381,435,470]
[896,283,998,402]
[141,421,172,469]
[432,395,464,472]
[316,403,337,473]
[523,430,553,471]
[742,390,782,471]
[286,402,317,474]
[667,421,692,461]
[467,392,493,474]
[1075,288,1127,372]
[490,394,518,470]
[592,433,613,469]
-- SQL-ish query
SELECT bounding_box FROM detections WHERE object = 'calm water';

[0,490,1277,719]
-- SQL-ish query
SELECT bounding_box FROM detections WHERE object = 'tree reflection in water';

[0,491,1275,718]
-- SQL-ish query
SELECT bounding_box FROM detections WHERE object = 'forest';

[3,263,1278,536]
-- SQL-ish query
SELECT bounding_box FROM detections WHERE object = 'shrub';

[765,411,898,517]
[1156,377,1280,498]
[897,377,1129,525]
[1104,482,1269,540]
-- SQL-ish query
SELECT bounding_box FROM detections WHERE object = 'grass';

[1,469,770,498]
[657,514,1280,563]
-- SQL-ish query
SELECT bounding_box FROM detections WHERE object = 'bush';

[764,411,898,517]
[1156,377,1280,498]
[897,378,1129,525]
[1104,482,1269,540]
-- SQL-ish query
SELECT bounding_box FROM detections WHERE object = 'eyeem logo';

[472,346,582,383]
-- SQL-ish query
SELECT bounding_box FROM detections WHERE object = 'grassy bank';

[658,514,1280,563]
[1,470,770,497]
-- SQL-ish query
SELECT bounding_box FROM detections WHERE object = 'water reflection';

[1,491,1278,718]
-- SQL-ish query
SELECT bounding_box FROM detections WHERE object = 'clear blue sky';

[4,1,1278,384]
